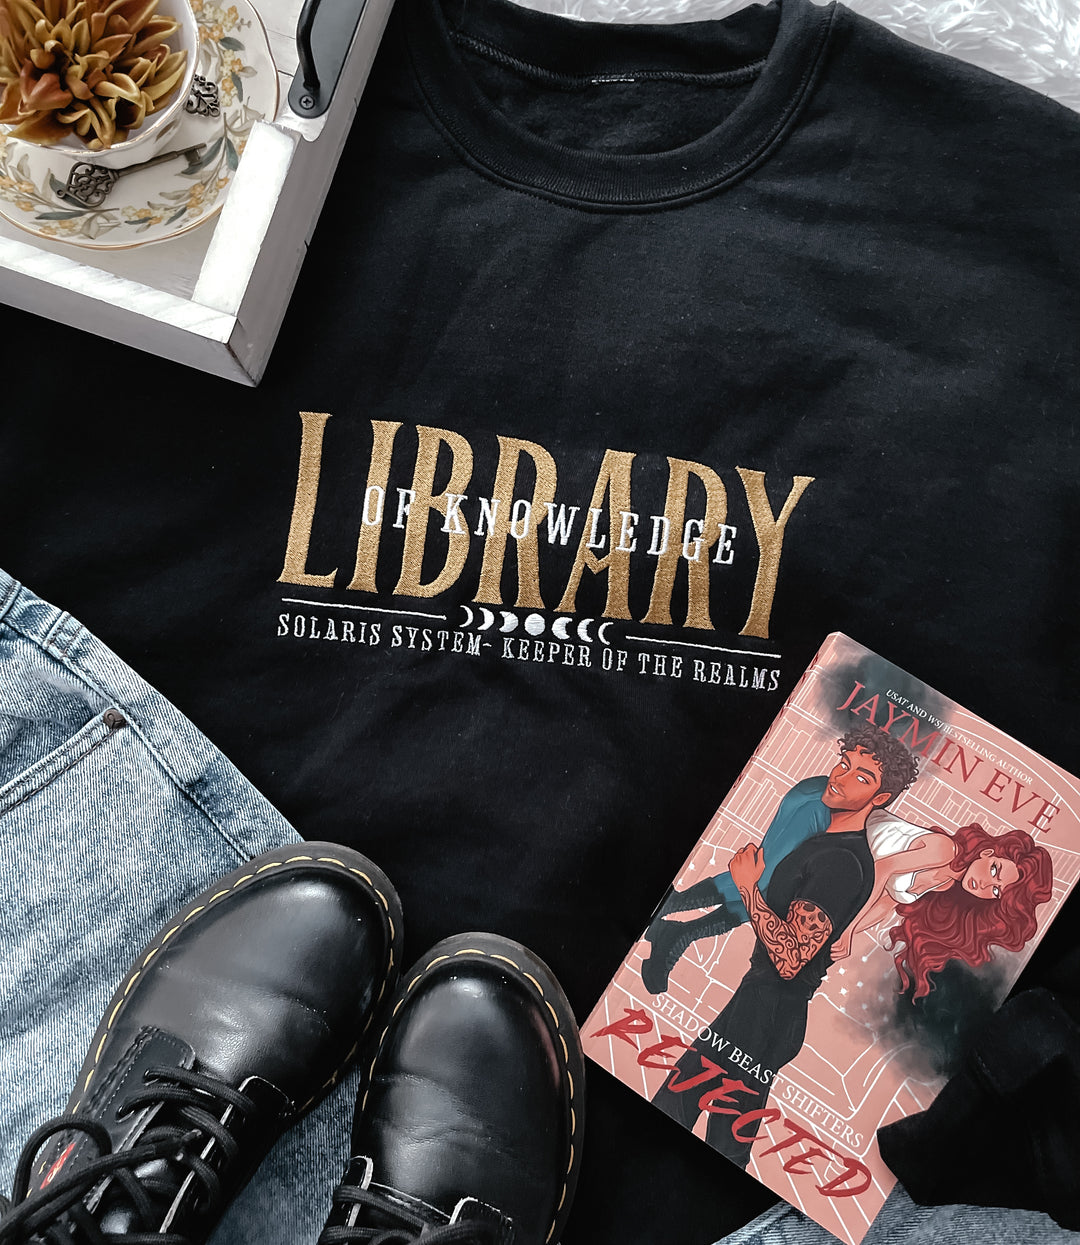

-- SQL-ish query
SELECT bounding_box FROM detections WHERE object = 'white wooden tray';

[0,0,393,385]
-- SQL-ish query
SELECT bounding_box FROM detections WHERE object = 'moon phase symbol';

[576,618,594,643]
[524,613,545,637]
[460,605,474,627]
[552,618,571,641]
[500,611,519,634]
[477,608,495,631]
[597,622,613,646]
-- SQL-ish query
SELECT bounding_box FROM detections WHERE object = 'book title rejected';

[584,633,1079,1245]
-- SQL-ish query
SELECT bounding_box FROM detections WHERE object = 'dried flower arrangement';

[0,0,188,148]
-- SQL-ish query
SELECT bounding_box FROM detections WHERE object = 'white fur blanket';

[515,0,1080,114]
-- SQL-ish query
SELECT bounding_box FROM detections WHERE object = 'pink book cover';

[583,632,1080,1245]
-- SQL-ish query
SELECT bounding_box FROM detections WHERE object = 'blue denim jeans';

[0,567,357,1245]
[715,1162,1080,1243]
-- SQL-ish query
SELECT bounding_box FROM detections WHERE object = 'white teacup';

[6,0,199,171]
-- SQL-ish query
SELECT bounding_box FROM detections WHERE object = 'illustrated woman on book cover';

[836,817,1054,997]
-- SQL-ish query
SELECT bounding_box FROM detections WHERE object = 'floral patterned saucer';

[0,0,277,249]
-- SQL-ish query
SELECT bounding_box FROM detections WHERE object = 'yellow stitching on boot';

[183,906,205,921]
[69,855,396,1138]
[316,856,346,867]
[378,946,577,1245]
[286,855,314,863]
[255,862,283,873]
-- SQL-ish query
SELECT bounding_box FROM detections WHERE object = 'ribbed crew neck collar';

[403,0,836,209]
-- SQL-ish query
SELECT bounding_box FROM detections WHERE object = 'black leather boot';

[0,842,403,1245]
[640,889,738,996]
[320,933,584,1245]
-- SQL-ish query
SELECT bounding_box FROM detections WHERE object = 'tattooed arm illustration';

[728,843,833,980]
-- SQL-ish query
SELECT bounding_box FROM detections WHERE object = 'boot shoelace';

[0,1065,255,1245]
[319,1182,504,1245]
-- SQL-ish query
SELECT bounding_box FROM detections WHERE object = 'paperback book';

[584,633,1080,1244]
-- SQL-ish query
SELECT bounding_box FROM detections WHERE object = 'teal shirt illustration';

[706,776,831,921]
[641,774,834,995]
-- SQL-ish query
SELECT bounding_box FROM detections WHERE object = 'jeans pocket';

[0,707,128,821]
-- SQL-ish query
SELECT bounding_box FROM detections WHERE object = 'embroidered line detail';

[282,597,448,621]
[624,634,782,659]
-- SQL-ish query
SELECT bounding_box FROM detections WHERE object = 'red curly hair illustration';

[885,823,1053,998]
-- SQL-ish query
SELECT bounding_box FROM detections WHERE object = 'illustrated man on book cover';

[642,722,918,994]
[650,726,917,1166]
